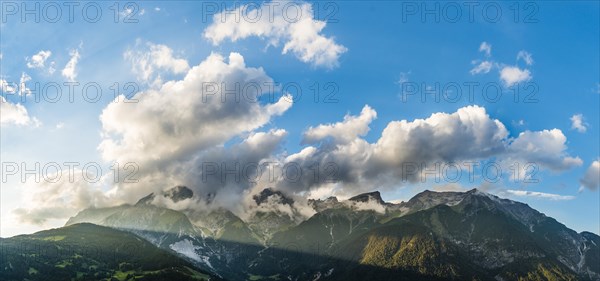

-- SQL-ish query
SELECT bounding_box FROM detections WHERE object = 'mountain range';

[2,186,598,281]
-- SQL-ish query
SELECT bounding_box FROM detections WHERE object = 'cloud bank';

[12,48,586,225]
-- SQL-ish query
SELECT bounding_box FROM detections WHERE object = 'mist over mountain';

[13,186,589,281]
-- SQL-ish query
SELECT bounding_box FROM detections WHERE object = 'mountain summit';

[164,185,194,202]
[348,190,386,205]
[252,187,294,206]
[136,185,194,205]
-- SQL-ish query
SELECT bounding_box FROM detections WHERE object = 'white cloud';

[281,106,508,193]
[1,79,17,93]
[203,1,347,68]
[19,72,32,96]
[48,61,56,74]
[570,114,587,133]
[517,50,533,65]
[100,52,291,176]
[277,105,581,196]
[26,50,52,69]
[375,105,509,163]
[1,71,33,102]
[11,95,585,223]
[470,60,493,75]
[15,52,294,222]
[62,48,80,81]
[505,190,575,201]
[499,66,531,87]
[124,41,190,84]
[0,96,38,126]
[345,199,386,214]
[507,129,582,172]
[580,160,600,191]
[7,42,584,222]
[13,169,112,225]
[303,105,377,145]
[479,42,492,56]
[471,43,533,87]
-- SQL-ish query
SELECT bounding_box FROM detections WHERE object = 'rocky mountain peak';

[253,188,294,206]
[136,192,156,205]
[164,185,194,202]
[135,185,194,206]
[348,191,385,205]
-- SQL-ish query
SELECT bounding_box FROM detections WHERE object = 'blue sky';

[1,1,598,237]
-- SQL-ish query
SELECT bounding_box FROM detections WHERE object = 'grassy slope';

[0,223,219,281]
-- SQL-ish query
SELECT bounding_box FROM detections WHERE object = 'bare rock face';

[348,191,386,205]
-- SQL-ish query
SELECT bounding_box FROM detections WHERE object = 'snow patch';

[169,239,214,270]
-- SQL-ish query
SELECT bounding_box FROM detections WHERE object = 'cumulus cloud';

[26,50,52,69]
[580,160,600,191]
[303,105,377,145]
[0,96,38,126]
[499,66,532,87]
[98,52,293,203]
[16,52,294,224]
[504,190,575,201]
[100,52,290,168]
[124,40,190,85]
[506,129,582,172]
[13,101,584,223]
[203,1,347,68]
[570,114,587,133]
[275,105,581,196]
[375,106,509,164]
[62,48,81,81]
[13,90,584,224]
